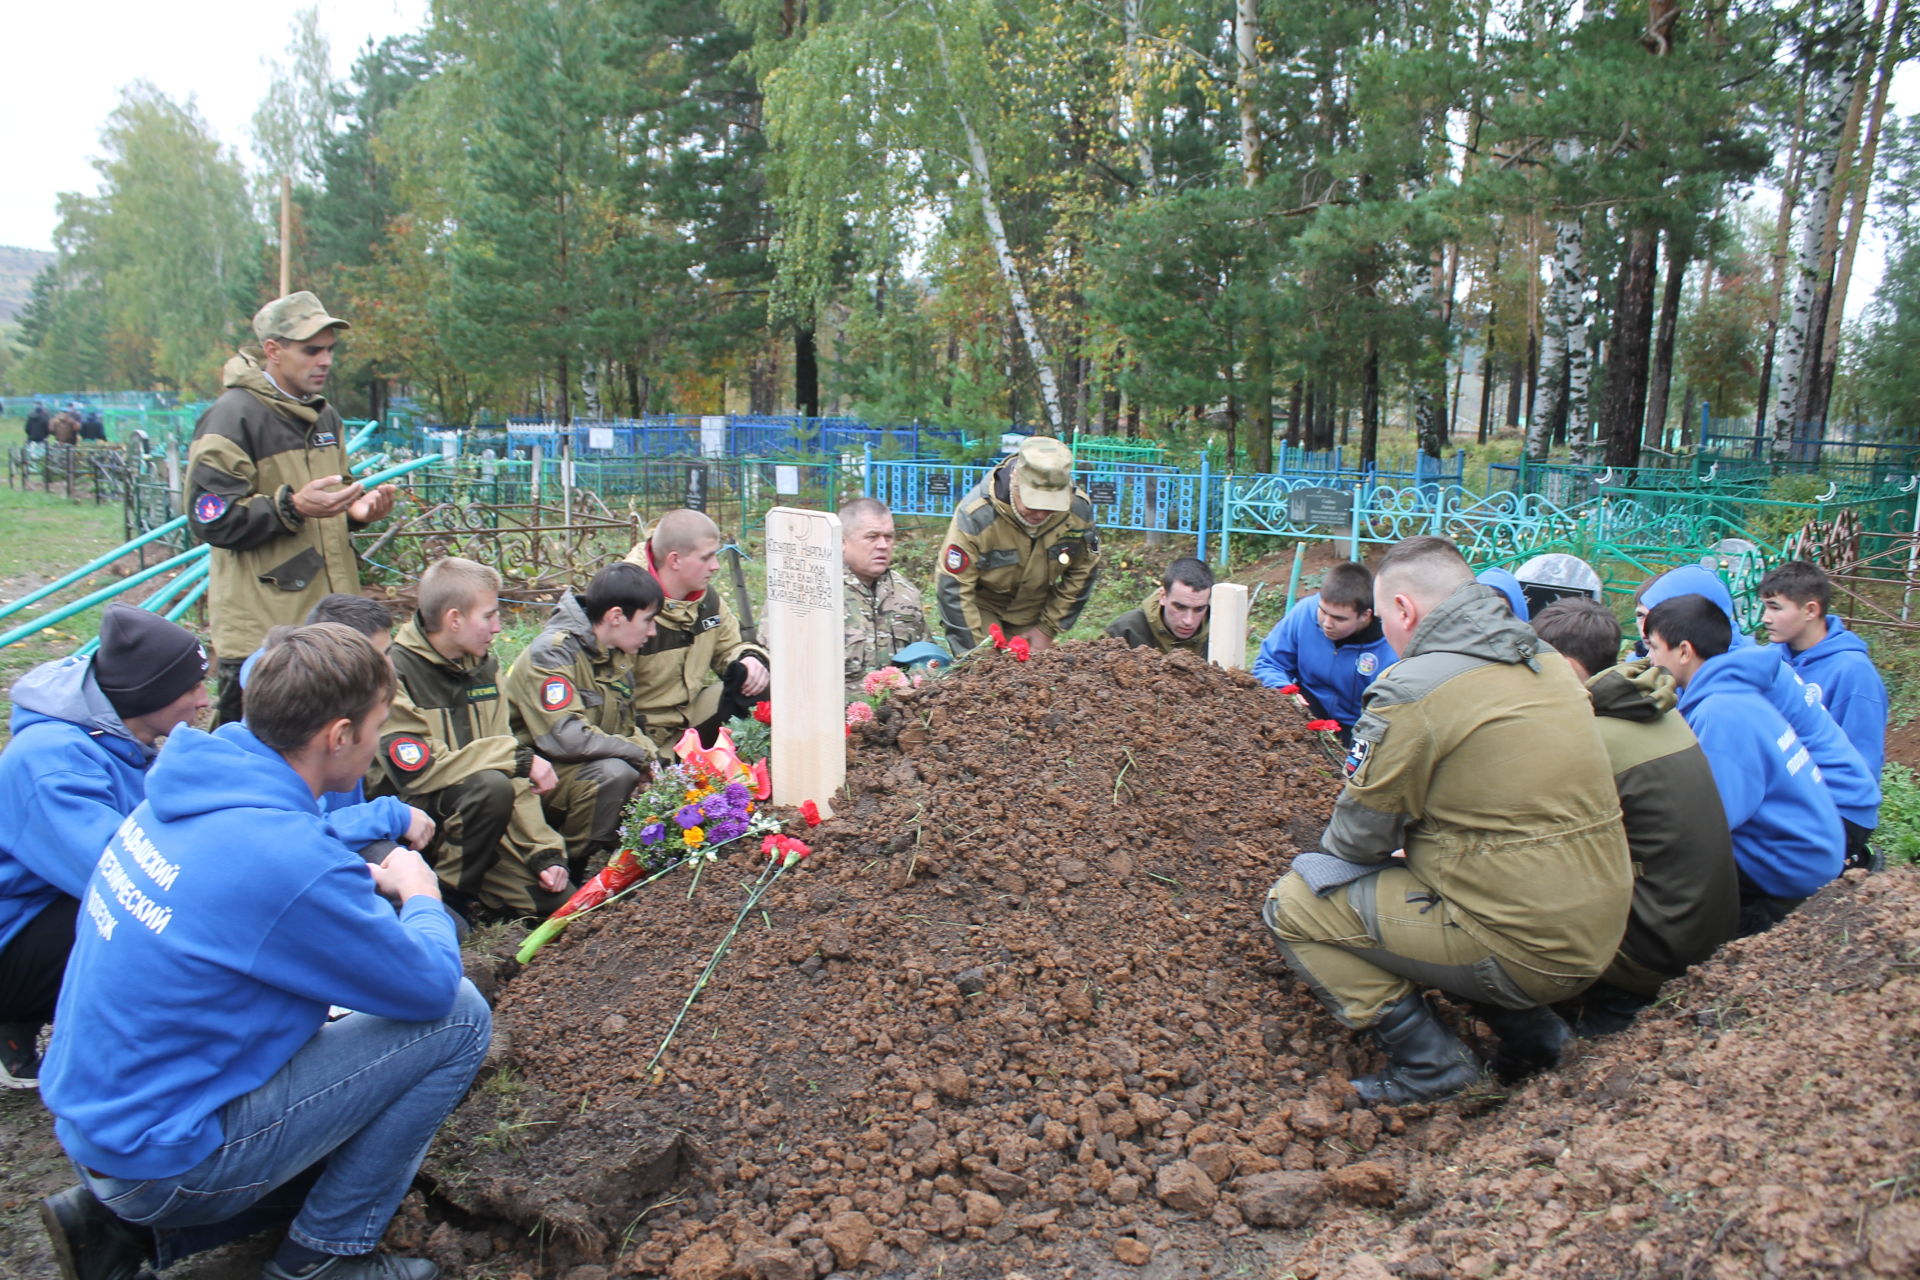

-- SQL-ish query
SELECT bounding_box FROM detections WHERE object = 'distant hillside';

[0,246,54,324]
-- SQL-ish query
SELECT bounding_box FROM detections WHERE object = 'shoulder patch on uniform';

[311,430,338,447]
[944,544,970,574]
[698,614,723,632]
[388,736,430,773]
[193,492,228,523]
[1356,652,1379,676]
[1343,737,1371,778]
[540,675,576,711]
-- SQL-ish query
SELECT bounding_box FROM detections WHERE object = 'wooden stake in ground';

[766,506,846,817]
[1208,583,1250,671]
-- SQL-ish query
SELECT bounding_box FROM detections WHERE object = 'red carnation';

[1306,719,1340,733]
[987,622,1009,650]
[801,800,821,826]
[1278,684,1301,696]
[1008,636,1031,662]
[752,701,772,725]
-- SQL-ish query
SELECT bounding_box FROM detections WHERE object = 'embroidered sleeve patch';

[388,736,430,772]
[540,675,576,711]
[193,492,229,523]
[944,544,970,574]
[1356,652,1379,676]
[1343,737,1372,779]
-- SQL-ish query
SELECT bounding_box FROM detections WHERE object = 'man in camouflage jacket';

[185,292,395,724]
[935,437,1100,653]
[506,563,663,875]
[840,497,932,692]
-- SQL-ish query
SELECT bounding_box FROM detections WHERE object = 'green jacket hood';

[1404,582,1542,668]
[1586,658,1677,724]
[395,617,489,677]
[221,346,326,424]
[547,591,601,652]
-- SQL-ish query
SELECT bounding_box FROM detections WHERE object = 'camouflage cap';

[252,291,351,343]
[1013,436,1075,512]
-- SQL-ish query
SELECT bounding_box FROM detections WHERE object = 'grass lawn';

[0,486,193,740]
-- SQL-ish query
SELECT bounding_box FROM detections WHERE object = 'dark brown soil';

[1283,867,1920,1280]
[418,639,1360,1277]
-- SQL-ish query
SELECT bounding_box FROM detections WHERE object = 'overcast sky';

[2,7,1909,324]
[3,0,429,253]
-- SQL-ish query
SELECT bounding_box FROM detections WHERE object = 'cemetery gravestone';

[765,507,846,816]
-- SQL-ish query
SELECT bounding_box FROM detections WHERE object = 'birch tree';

[1771,0,1868,456]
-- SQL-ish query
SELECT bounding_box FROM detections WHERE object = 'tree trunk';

[1286,380,1302,447]
[1361,337,1380,469]
[1798,0,1881,433]
[1528,159,1585,460]
[1645,230,1689,452]
[934,22,1063,434]
[1515,326,1532,429]
[1121,0,1155,183]
[1600,225,1658,467]
[1757,76,1810,438]
[1770,2,1864,456]
[1236,0,1274,472]
[795,326,820,417]
[1813,0,1903,429]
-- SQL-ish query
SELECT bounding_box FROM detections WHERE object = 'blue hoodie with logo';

[0,657,156,952]
[1676,650,1844,899]
[41,722,465,1180]
[1252,593,1398,727]
[238,645,410,848]
[1644,566,1879,827]
[1785,616,1888,780]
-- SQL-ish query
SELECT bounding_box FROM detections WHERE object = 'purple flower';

[701,795,732,822]
[708,818,748,844]
[674,805,703,829]
[638,822,666,846]
[724,782,752,809]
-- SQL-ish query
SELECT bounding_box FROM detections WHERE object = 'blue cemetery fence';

[865,448,1467,563]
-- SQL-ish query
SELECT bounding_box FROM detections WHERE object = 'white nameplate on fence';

[767,506,846,817]
[1208,583,1249,671]
[588,426,614,450]
[775,465,800,496]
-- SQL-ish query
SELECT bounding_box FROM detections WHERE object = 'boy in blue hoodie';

[1644,594,1844,935]
[0,606,211,1090]
[1759,561,1888,869]
[37,623,489,1280]
[1252,561,1397,734]
[1640,564,1880,844]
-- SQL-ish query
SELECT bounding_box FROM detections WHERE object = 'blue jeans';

[80,980,490,1265]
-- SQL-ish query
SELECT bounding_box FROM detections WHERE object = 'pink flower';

[862,667,909,695]
[845,701,876,726]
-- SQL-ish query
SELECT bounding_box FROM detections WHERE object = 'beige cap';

[1013,436,1075,512]
[252,291,351,343]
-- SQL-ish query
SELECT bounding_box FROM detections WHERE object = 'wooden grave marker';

[766,506,846,816]
[1208,582,1250,670]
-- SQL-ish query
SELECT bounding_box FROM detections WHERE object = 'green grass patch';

[1875,764,1920,867]
[0,486,161,731]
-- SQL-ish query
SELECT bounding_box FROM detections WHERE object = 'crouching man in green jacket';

[1261,536,1633,1105]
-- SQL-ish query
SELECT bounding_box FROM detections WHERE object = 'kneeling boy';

[39,624,490,1280]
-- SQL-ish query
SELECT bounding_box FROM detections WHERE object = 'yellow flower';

[684,826,706,847]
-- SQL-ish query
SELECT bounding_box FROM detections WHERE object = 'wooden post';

[1208,582,1250,670]
[766,506,847,816]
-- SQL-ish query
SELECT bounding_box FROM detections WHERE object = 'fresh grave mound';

[419,638,1399,1277]
[1277,868,1920,1280]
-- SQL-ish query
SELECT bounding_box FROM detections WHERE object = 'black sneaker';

[40,1184,155,1280]
[0,1022,40,1089]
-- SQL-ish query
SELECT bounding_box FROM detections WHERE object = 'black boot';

[1352,994,1482,1106]
[1478,1003,1573,1084]
[41,1184,154,1280]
